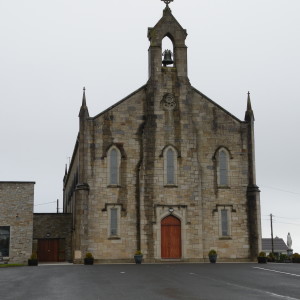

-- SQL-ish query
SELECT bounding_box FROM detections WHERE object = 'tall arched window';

[167,148,175,184]
[108,147,120,186]
[219,149,228,186]
[164,146,177,186]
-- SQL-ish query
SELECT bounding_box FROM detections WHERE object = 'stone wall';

[33,213,72,261]
[0,182,35,264]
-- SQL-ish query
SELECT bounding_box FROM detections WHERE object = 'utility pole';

[57,199,59,214]
[270,213,274,254]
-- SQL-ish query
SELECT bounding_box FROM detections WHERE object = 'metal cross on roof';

[161,0,174,6]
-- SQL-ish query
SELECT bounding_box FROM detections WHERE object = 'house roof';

[262,237,288,252]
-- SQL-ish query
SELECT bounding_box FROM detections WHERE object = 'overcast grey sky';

[1,0,300,253]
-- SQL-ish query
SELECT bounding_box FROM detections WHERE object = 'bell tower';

[147,1,188,79]
[141,1,193,259]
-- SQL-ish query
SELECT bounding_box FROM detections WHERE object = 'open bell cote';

[147,6,188,79]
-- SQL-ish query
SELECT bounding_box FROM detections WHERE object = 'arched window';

[167,148,175,184]
[108,147,121,186]
[164,146,177,186]
[219,150,228,186]
[162,35,174,67]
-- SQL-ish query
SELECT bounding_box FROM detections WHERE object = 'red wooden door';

[161,215,181,259]
[38,239,59,262]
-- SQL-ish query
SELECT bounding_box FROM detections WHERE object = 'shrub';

[135,250,143,255]
[292,253,300,263]
[208,249,217,256]
[279,254,288,262]
[85,252,93,259]
[30,253,38,260]
[258,251,266,257]
[267,252,275,262]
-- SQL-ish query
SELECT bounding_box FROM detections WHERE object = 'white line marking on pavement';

[265,291,300,300]
[254,267,300,278]
[225,281,300,300]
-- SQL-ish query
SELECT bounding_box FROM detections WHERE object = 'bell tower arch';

[147,5,188,79]
[162,35,174,67]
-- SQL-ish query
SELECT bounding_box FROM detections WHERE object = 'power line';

[260,185,300,195]
[274,216,300,220]
[262,214,300,220]
[34,201,56,206]
[273,220,300,226]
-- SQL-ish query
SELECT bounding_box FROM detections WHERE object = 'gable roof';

[87,84,243,123]
[262,238,288,252]
[147,6,187,42]
[192,87,243,123]
[92,85,146,120]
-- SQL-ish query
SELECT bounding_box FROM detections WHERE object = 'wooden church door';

[161,215,181,259]
[38,239,59,262]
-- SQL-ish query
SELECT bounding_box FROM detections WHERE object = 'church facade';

[63,4,261,263]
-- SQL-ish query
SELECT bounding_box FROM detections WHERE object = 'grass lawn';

[0,264,25,268]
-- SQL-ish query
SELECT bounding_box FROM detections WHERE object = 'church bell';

[162,49,174,67]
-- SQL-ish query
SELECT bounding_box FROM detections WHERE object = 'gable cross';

[161,0,174,6]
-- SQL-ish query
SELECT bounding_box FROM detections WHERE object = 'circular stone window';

[162,94,176,111]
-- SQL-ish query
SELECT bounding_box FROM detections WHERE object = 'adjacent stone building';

[0,182,72,264]
[0,181,35,264]
[63,4,261,263]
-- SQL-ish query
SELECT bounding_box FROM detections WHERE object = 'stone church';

[63,3,261,263]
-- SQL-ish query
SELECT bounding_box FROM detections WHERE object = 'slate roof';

[262,237,288,252]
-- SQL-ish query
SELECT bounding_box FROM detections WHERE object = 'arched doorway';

[161,215,181,259]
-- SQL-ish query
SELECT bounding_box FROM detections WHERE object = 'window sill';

[219,237,232,240]
[218,186,230,189]
[108,236,121,240]
[107,185,121,188]
[164,184,178,188]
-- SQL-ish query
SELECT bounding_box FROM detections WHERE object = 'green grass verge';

[0,264,25,268]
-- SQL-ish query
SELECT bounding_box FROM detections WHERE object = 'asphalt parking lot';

[1,263,299,300]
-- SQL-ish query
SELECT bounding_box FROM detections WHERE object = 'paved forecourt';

[1,263,300,300]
